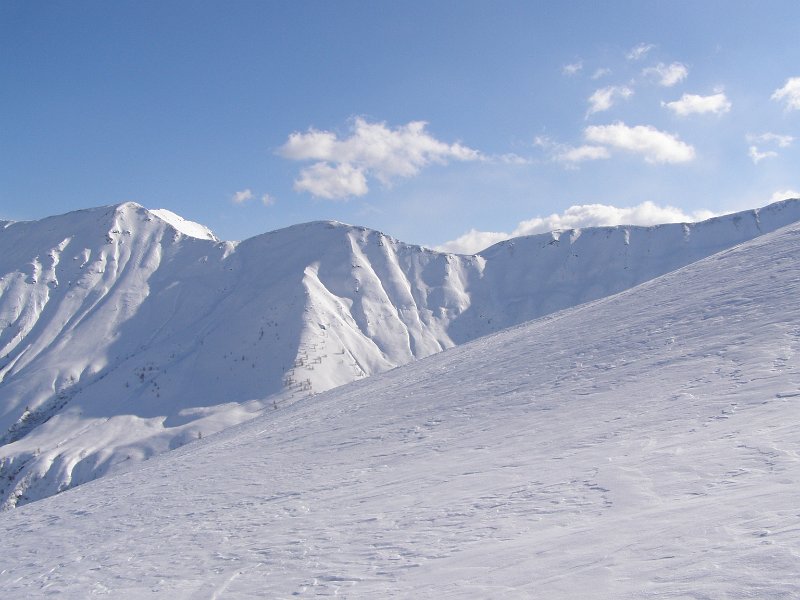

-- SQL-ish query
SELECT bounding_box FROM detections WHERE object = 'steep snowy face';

[2,218,800,598]
[0,201,228,418]
[0,199,799,508]
[0,203,239,506]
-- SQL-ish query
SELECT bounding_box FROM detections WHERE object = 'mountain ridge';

[0,198,799,508]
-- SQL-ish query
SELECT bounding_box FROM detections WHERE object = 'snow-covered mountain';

[2,209,800,598]
[1,199,799,508]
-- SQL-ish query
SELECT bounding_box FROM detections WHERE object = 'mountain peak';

[113,200,145,211]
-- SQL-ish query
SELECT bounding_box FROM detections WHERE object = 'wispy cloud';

[771,77,800,110]
[261,193,276,207]
[584,122,695,164]
[746,132,794,164]
[643,62,688,87]
[663,92,731,116]
[562,61,583,76]
[587,86,634,116]
[436,201,716,254]
[591,68,612,80]
[626,43,655,61]
[231,189,254,204]
[555,145,611,164]
[535,136,609,167]
[746,132,794,148]
[279,118,481,199]
[748,146,778,164]
[496,153,533,165]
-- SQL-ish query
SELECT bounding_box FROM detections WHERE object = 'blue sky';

[2,1,799,251]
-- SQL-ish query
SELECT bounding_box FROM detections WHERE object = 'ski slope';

[1,200,799,508]
[1,219,799,598]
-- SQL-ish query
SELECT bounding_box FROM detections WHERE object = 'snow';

[1,200,799,509]
[149,208,218,241]
[1,218,799,597]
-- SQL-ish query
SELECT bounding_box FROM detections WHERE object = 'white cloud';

[746,132,794,148]
[293,162,368,200]
[663,92,731,116]
[555,145,611,164]
[231,189,277,207]
[643,62,688,87]
[562,61,583,76]
[748,146,778,164]
[280,118,481,199]
[769,189,800,203]
[534,136,609,166]
[436,201,717,254]
[231,189,254,204]
[584,122,695,164]
[587,86,634,116]
[435,229,509,254]
[772,77,800,110]
[627,43,655,61]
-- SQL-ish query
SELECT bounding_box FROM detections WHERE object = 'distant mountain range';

[1,199,799,508]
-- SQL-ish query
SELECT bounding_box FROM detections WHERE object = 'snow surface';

[149,208,218,241]
[1,200,799,509]
[1,218,799,598]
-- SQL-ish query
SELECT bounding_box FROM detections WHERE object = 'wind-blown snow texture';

[2,216,800,598]
[1,200,799,508]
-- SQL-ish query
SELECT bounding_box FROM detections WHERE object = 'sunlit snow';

[1,200,799,509]
[1,216,799,597]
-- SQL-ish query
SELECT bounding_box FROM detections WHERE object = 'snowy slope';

[2,218,799,598]
[0,200,799,508]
